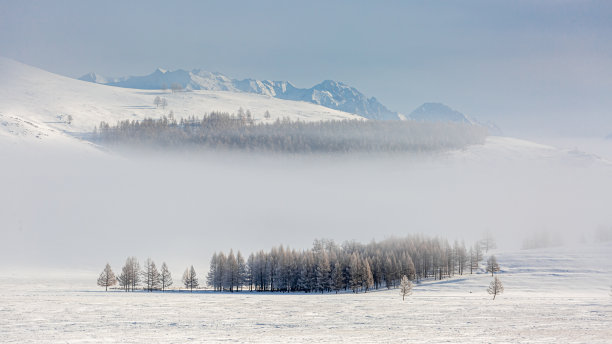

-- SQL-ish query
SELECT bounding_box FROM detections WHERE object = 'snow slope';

[1,243,610,343]
[0,57,363,148]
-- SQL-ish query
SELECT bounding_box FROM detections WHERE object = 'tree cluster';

[154,96,168,109]
[207,236,485,293]
[99,257,174,292]
[93,112,488,154]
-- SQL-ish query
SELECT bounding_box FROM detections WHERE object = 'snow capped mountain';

[79,69,400,120]
[409,102,502,135]
[409,102,473,123]
[300,80,398,120]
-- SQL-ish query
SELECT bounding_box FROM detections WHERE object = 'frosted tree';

[349,252,363,293]
[481,230,496,253]
[117,264,130,291]
[97,263,117,291]
[363,258,374,292]
[471,243,483,273]
[486,255,500,276]
[264,110,271,119]
[236,251,246,291]
[487,276,504,300]
[129,257,141,291]
[170,83,183,93]
[224,250,238,292]
[207,252,218,290]
[331,262,344,293]
[160,262,173,292]
[142,258,161,292]
[315,251,331,293]
[182,265,199,292]
[117,257,140,291]
[154,96,161,108]
[160,98,168,109]
[399,275,413,301]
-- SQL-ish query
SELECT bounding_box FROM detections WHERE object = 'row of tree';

[98,235,500,293]
[92,111,488,153]
[206,237,501,293]
[97,258,201,292]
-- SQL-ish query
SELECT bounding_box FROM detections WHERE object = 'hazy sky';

[1,0,611,136]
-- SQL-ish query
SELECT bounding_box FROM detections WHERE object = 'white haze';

[2,139,611,279]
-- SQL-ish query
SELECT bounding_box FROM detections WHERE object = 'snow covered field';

[1,57,612,343]
[1,244,610,343]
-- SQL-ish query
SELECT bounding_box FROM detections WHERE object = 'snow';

[448,136,611,167]
[1,243,610,343]
[0,57,363,149]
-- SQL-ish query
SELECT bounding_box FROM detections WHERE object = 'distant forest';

[92,111,488,153]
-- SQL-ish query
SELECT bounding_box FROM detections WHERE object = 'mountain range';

[80,69,400,120]
[79,68,501,133]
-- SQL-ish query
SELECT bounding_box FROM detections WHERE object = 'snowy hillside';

[0,57,364,148]
[79,68,400,120]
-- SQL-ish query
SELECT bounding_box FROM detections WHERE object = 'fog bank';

[1,140,611,277]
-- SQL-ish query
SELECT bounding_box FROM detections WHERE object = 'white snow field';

[0,57,362,148]
[1,244,610,343]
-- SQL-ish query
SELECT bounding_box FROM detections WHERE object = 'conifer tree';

[486,255,500,276]
[488,276,504,300]
[183,265,199,292]
[399,275,413,301]
[142,258,161,292]
[97,263,117,291]
[160,262,173,292]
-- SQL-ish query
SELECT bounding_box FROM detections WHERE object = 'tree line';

[92,111,488,153]
[98,234,501,294]
[207,236,500,293]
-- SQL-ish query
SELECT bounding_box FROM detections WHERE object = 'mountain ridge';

[79,69,400,120]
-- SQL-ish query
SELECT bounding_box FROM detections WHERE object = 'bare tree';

[481,230,496,253]
[264,110,271,119]
[117,257,140,291]
[160,98,168,109]
[160,262,173,292]
[154,96,161,108]
[182,265,199,292]
[471,243,483,273]
[487,276,504,300]
[170,83,183,93]
[129,257,141,291]
[399,275,413,301]
[97,263,117,291]
[117,264,130,292]
[486,255,500,276]
[142,258,161,292]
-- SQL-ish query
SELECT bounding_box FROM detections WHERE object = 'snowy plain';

[1,244,610,343]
